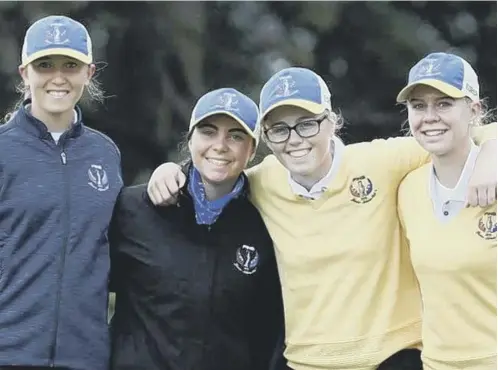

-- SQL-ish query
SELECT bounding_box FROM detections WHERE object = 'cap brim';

[262,99,325,119]
[189,110,258,142]
[396,79,466,103]
[21,48,92,67]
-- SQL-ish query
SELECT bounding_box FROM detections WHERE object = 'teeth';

[48,91,68,98]
[207,158,229,166]
[423,130,446,137]
[288,149,310,158]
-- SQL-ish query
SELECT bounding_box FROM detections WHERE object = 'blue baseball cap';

[189,88,260,145]
[396,52,479,103]
[259,67,332,119]
[21,15,93,67]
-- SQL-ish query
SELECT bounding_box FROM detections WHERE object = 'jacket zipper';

[48,145,69,366]
[202,225,218,363]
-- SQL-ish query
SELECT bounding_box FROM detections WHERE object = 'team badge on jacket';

[88,164,109,192]
[234,245,259,275]
[476,212,497,241]
[350,176,376,204]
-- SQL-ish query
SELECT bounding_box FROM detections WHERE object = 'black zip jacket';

[109,168,283,370]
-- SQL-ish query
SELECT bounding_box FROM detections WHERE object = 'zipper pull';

[60,151,67,165]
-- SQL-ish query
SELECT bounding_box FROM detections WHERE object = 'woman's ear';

[249,141,257,162]
[85,64,96,86]
[19,65,28,85]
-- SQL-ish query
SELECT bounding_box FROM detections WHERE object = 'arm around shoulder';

[366,136,430,184]
[471,122,497,144]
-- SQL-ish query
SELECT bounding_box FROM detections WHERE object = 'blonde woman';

[397,52,496,370]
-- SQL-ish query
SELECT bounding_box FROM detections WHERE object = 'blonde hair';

[466,97,495,127]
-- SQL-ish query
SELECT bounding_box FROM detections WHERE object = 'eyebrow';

[408,96,455,102]
[270,115,318,127]
[197,122,248,135]
[33,56,79,63]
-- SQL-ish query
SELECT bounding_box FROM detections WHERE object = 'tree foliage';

[0,1,495,185]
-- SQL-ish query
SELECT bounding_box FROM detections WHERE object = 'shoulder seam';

[0,122,20,136]
[85,126,121,158]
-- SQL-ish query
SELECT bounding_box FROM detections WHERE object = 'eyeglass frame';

[263,114,328,144]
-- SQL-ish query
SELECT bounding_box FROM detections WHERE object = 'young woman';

[146,67,496,370]
[397,52,496,370]
[109,88,283,370]
[0,16,123,370]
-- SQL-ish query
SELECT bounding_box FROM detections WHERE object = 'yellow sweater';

[248,137,426,369]
[246,124,495,370]
[398,164,497,370]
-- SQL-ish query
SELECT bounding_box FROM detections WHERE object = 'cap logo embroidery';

[414,58,441,79]
[45,22,70,45]
[273,75,298,98]
[213,92,239,112]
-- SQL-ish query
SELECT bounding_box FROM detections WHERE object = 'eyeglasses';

[264,116,327,144]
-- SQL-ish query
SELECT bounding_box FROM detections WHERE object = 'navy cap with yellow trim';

[259,67,332,119]
[189,88,261,145]
[21,15,93,67]
[396,52,480,103]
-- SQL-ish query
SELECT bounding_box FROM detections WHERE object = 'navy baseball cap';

[397,52,479,103]
[21,15,93,67]
[189,88,260,145]
[259,67,332,119]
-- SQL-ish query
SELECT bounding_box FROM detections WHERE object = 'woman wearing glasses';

[145,67,496,370]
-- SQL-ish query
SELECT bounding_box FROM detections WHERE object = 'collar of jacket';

[15,98,84,140]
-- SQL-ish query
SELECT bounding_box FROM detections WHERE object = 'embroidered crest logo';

[88,164,109,192]
[350,176,376,204]
[45,22,70,45]
[476,212,497,240]
[214,92,239,112]
[414,58,442,79]
[272,75,298,98]
[234,245,259,275]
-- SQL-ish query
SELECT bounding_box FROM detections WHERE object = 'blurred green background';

[0,1,496,186]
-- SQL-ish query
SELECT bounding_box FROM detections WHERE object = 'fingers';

[147,167,186,206]
[467,185,497,208]
[176,171,187,189]
[478,186,488,208]
[488,185,497,206]
[147,181,160,205]
[466,187,479,208]
[156,180,176,205]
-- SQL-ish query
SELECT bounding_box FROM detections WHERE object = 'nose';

[51,68,68,85]
[423,105,439,123]
[212,134,229,152]
[287,127,304,146]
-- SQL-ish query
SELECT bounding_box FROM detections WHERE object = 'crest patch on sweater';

[234,245,259,275]
[476,212,497,241]
[350,176,376,204]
